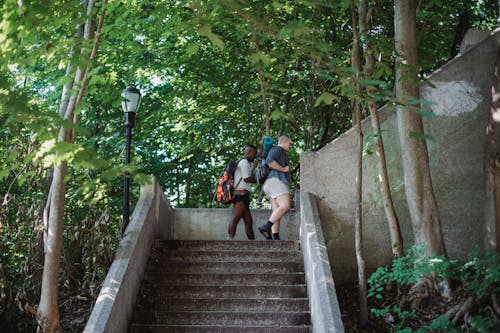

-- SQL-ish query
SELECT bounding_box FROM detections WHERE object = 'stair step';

[155,240,300,252]
[135,297,310,312]
[129,324,311,333]
[142,272,306,286]
[138,285,308,299]
[131,311,311,326]
[145,261,304,274]
[129,240,311,332]
[149,250,301,262]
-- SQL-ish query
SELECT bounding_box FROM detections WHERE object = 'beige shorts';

[263,177,289,199]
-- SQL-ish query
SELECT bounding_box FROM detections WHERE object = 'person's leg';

[241,196,255,240]
[272,220,280,235]
[259,180,290,240]
[259,194,290,240]
[228,200,245,239]
[269,196,281,234]
[269,193,291,224]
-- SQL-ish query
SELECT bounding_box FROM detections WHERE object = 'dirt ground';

[337,283,387,332]
[337,281,500,333]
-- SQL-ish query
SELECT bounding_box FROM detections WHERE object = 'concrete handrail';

[83,177,173,333]
[300,191,344,333]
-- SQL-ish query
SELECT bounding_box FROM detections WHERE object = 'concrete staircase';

[128,240,311,332]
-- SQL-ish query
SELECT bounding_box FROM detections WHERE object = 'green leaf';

[270,110,289,120]
[57,75,73,87]
[249,52,272,67]
[409,131,436,143]
[134,173,153,185]
[314,92,336,106]
[140,15,157,24]
[407,97,421,105]
[278,21,310,38]
[197,25,224,49]
[0,168,9,179]
[416,109,435,118]
[358,79,387,88]
[6,151,19,163]
[317,72,337,81]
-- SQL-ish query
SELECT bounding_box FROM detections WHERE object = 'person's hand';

[283,165,290,173]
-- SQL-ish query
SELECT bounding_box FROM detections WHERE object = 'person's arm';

[244,175,256,183]
[267,160,290,173]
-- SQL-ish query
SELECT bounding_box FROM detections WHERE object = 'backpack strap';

[234,159,244,189]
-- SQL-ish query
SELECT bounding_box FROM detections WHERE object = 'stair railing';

[300,191,345,333]
[83,176,173,333]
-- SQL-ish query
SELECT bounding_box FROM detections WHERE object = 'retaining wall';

[300,29,500,284]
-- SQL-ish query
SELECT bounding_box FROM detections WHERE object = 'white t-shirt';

[234,159,253,191]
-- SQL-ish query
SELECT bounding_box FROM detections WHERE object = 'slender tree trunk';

[257,70,271,136]
[253,37,271,136]
[351,0,368,325]
[394,0,446,256]
[185,135,194,206]
[359,0,404,258]
[36,1,107,332]
[486,45,500,252]
[38,164,67,333]
[307,65,316,150]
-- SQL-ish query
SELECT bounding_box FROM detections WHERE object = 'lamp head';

[122,86,141,114]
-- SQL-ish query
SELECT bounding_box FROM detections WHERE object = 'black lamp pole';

[122,86,141,235]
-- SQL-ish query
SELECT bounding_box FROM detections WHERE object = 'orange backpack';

[215,160,242,204]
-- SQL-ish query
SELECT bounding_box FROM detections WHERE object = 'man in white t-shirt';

[228,144,257,240]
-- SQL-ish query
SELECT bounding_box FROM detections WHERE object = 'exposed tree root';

[492,292,500,318]
[445,302,462,319]
[407,278,432,310]
[451,295,475,325]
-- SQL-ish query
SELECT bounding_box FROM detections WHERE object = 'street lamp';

[122,86,141,235]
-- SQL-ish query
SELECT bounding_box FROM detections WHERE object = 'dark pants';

[228,193,255,239]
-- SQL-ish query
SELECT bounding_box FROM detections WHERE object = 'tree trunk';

[185,135,194,207]
[257,70,271,136]
[485,44,500,252]
[37,163,67,333]
[307,65,316,151]
[359,0,403,258]
[254,37,271,136]
[350,0,368,325]
[36,1,107,332]
[394,0,446,256]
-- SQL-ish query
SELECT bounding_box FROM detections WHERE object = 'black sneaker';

[258,225,272,240]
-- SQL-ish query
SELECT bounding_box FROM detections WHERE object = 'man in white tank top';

[228,144,257,240]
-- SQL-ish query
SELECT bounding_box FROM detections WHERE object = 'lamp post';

[122,86,142,235]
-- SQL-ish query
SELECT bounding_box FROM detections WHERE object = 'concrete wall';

[173,207,299,240]
[300,30,499,285]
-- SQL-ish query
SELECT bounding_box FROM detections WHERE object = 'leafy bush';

[368,245,500,332]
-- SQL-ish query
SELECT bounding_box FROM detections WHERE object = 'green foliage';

[468,313,500,333]
[368,245,451,296]
[462,247,500,298]
[368,245,500,332]
[418,315,461,333]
